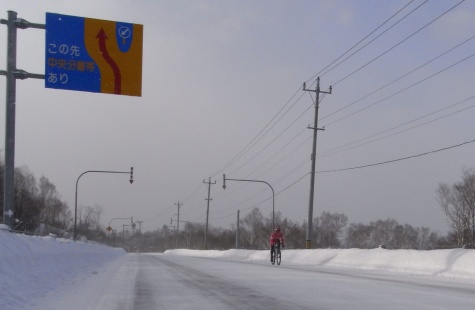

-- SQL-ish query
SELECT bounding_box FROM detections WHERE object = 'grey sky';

[1,0,475,234]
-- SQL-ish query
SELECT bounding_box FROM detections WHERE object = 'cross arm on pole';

[0,69,45,80]
[0,17,45,29]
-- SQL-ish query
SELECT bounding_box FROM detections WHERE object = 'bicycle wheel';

[271,248,275,265]
[276,247,281,265]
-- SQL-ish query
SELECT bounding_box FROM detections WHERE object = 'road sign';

[45,13,143,96]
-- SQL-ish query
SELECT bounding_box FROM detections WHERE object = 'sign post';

[1,11,45,228]
[1,11,143,230]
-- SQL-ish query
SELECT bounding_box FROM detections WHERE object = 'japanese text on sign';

[45,13,143,96]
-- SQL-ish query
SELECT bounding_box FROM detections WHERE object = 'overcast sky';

[1,0,475,235]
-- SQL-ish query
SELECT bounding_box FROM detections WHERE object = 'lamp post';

[74,167,133,241]
[223,174,275,230]
[172,218,192,248]
[108,217,134,232]
[108,217,133,245]
[163,225,176,249]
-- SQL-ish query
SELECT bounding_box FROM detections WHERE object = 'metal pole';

[307,79,320,249]
[203,177,215,250]
[2,11,18,228]
[171,218,191,248]
[205,180,211,249]
[109,217,133,228]
[236,210,240,249]
[223,175,275,230]
[74,168,133,241]
[1,12,45,228]
[303,77,331,249]
[174,201,182,248]
[189,225,192,248]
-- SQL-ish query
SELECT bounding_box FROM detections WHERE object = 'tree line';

[0,160,104,240]
[130,208,449,252]
[1,157,475,250]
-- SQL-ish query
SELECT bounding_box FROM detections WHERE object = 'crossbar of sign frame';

[45,12,143,97]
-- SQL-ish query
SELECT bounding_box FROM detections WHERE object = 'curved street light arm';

[222,175,275,230]
[74,168,133,241]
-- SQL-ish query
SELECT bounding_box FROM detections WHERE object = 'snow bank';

[165,247,475,279]
[2,228,475,310]
[0,229,125,310]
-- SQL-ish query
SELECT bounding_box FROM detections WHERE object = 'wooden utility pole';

[303,77,332,249]
[203,177,216,249]
[174,201,182,248]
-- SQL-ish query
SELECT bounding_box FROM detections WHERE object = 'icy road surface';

[33,253,475,310]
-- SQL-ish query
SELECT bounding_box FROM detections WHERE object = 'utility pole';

[171,217,191,248]
[136,221,143,233]
[174,201,182,248]
[303,77,332,249]
[236,210,240,249]
[203,177,216,249]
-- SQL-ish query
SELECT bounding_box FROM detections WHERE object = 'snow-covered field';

[1,225,475,309]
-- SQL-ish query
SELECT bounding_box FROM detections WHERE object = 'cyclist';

[270,227,285,262]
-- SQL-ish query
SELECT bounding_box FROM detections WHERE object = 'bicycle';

[271,242,281,265]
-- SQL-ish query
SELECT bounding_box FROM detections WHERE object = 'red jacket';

[270,231,284,246]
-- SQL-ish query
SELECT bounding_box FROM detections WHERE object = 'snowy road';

[35,253,475,310]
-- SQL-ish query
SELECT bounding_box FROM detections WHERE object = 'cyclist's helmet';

[275,227,281,232]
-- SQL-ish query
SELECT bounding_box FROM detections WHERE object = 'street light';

[74,167,133,241]
[163,225,176,249]
[171,218,192,248]
[223,174,275,229]
[108,217,134,233]
[107,217,132,247]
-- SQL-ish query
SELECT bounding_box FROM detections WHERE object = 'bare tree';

[13,166,40,232]
[436,168,475,247]
[345,223,373,248]
[315,212,348,248]
[37,176,70,229]
[77,204,104,239]
[240,208,266,249]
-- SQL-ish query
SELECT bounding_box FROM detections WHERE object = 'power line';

[213,126,311,199]
[227,102,314,175]
[210,136,475,222]
[321,32,475,122]
[208,2,427,180]
[181,182,206,203]
[320,0,428,78]
[210,88,306,177]
[143,203,176,224]
[323,50,475,127]
[199,1,471,225]
[319,95,475,158]
[210,170,311,221]
[331,0,465,87]
[308,0,420,81]
[209,1,420,179]
[318,138,475,173]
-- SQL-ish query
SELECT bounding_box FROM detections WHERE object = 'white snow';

[1,226,475,309]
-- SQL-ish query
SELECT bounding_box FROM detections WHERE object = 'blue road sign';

[45,13,143,96]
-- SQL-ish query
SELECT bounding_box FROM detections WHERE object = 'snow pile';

[0,227,125,310]
[165,247,475,279]
[2,227,475,309]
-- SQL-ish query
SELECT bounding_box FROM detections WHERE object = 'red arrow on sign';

[96,28,122,94]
